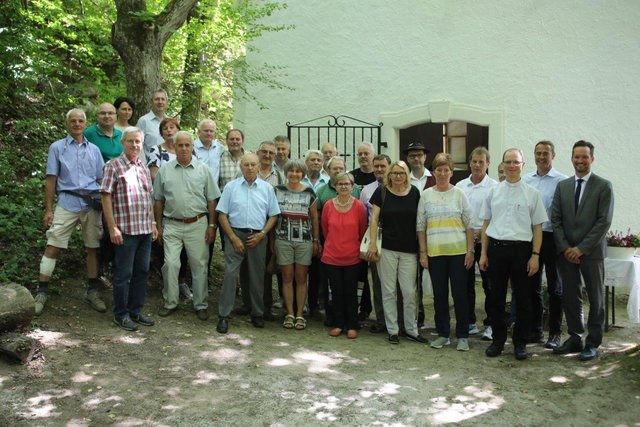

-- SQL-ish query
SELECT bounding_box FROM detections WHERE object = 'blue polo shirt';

[45,135,104,212]
[216,176,280,230]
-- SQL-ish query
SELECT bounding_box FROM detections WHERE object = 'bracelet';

[313,238,319,242]
[532,251,540,256]
[152,221,157,225]
[208,223,217,229]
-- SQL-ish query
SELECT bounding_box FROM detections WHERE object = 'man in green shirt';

[84,103,123,162]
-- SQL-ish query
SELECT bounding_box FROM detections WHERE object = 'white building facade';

[234,1,640,230]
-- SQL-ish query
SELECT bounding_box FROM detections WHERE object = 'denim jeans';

[112,233,152,320]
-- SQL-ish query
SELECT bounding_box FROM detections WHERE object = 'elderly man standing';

[350,142,376,189]
[301,149,330,192]
[523,141,567,348]
[320,142,338,172]
[239,140,284,319]
[349,142,376,320]
[215,153,280,333]
[35,109,106,315]
[455,146,498,340]
[85,102,123,162]
[194,119,225,186]
[301,149,330,316]
[479,148,547,360]
[360,154,392,333]
[101,127,157,331]
[154,131,220,321]
[136,89,168,156]
[273,135,291,174]
[551,140,613,361]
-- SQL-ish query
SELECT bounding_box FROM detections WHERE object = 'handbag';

[60,190,102,211]
[360,187,385,262]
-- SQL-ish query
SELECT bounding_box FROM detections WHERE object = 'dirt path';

[1,279,639,426]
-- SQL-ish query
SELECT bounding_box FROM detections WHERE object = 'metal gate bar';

[286,115,384,170]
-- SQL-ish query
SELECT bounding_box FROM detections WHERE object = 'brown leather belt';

[166,212,207,224]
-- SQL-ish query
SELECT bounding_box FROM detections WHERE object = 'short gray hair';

[197,119,216,132]
[258,140,276,150]
[122,126,143,141]
[326,156,345,170]
[66,108,86,121]
[304,149,323,162]
[358,141,376,154]
[173,130,194,145]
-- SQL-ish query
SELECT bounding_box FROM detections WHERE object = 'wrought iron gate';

[286,115,385,170]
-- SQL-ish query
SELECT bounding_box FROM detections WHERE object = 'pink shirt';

[321,199,367,266]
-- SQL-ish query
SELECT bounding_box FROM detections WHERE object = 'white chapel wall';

[233,0,640,230]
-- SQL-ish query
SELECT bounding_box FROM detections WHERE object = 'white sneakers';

[482,326,493,341]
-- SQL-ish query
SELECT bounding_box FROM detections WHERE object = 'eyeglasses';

[336,182,352,187]
[503,161,523,166]
[390,172,406,176]
[407,154,424,159]
[98,112,116,116]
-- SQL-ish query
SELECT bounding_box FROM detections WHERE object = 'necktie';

[574,178,584,213]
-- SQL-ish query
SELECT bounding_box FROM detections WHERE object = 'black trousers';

[466,240,492,326]
[325,263,360,330]
[529,231,563,335]
[487,239,532,347]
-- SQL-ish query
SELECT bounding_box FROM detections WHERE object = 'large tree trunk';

[111,0,199,122]
[180,5,206,129]
[0,282,34,333]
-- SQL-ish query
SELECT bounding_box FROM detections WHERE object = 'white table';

[604,256,640,330]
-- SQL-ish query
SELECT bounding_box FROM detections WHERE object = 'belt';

[166,212,207,224]
[489,238,529,247]
[232,228,262,234]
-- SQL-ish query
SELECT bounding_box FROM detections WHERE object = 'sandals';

[294,316,306,330]
[283,314,295,329]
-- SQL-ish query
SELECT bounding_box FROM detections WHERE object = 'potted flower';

[606,229,640,260]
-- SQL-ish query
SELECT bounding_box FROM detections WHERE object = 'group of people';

[34,89,614,362]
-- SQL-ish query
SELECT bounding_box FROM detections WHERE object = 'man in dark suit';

[551,140,614,361]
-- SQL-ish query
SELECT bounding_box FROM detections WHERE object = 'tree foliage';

[0,0,290,284]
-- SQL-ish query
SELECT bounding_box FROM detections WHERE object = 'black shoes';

[578,346,599,361]
[485,343,504,357]
[388,334,400,345]
[158,306,177,317]
[544,333,561,349]
[406,334,428,344]
[553,336,584,355]
[113,316,138,332]
[514,343,528,360]
[131,313,155,326]
[263,311,276,321]
[251,316,265,328]
[234,306,251,315]
[369,324,386,334]
[196,309,209,321]
[216,317,229,334]
[527,332,545,344]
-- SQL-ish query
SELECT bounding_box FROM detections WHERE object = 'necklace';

[334,196,353,207]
